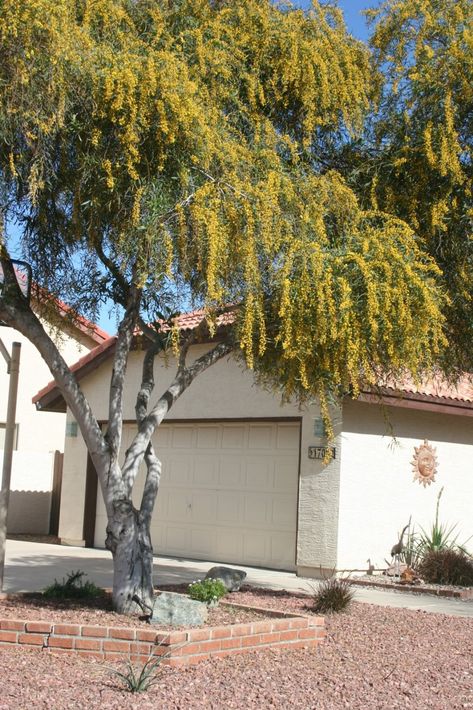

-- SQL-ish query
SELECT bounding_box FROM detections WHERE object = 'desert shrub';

[311,577,354,613]
[188,578,227,603]
[43,570,105,600]
[418,549,473,586]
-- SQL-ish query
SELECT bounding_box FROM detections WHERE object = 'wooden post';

[0,341,21,591]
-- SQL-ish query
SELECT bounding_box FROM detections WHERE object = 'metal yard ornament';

[411,440,438,487]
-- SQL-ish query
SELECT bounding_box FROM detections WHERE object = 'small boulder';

[204,566,247,592]
[151,591,208,626]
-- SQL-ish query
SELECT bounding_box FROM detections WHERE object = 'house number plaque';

[308,446,336,460]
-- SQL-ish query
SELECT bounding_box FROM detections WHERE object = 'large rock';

[150,592,208,626]
[204,566,247,592]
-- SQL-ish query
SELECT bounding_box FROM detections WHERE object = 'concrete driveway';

[3,539,473,618]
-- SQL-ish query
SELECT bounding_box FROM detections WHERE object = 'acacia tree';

[351,0,473,371]
[0,0,446,613]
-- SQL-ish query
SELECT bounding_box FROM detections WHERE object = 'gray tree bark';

[0,252,234,613]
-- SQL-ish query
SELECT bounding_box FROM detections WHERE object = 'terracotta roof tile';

[33,308,473,413]
[365,373,473,405]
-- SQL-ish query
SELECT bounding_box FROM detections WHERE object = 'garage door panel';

[98,420,300,570]
[171,427,195,448]
[192,457,218,486]
[270,532,295,566]
[190,527,215,556]
[215,530,242,559]
[155,426,171,448]
[215,493,242,524]
[244,495,270,526]
[221,425,246,449]
[242,533,268,563]
[164,457,192,485]
[271,496,298,529]
[276,424,300,450]
[167,494,189,521]
[245,459,273,489]
[190,491,217,521]
[218,458,243,486]
[164,525,190,553]
[274,461,298,491]
[248,425,274,449]
[196,426,220,449]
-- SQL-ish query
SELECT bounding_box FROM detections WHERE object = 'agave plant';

[106,652,169,693]
[417,488,471,556]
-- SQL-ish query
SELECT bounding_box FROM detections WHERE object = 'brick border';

[350,578,473,599]
[0,601,325,666]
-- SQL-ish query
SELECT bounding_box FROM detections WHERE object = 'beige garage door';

[95,420,300,570]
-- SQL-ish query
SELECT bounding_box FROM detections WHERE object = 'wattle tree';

[0,0,446,613]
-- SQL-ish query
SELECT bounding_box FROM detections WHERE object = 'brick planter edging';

[350,578,473,599]
[0,602,325,667]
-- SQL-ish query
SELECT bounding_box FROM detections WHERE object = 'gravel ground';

[0,592,271,629]
[0,589,472,709]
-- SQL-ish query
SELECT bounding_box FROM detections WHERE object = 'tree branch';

[122,339,233,493]
[105,283,142,460]
[133,341,164,524]
[0,254,107,467]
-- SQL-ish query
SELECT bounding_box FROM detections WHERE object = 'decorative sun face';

[411,440,438,487]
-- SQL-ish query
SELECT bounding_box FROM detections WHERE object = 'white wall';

[337,400,473,571]
[59,346,343,573]
[0,323,93,454]
[4,450,55,534]
[0,319,99,535]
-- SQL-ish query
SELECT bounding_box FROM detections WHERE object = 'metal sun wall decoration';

[411,439,438,487]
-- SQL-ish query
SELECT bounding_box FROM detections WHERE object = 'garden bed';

[349,575,473,599]
[0,588,325,666]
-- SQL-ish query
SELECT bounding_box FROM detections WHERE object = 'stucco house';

[34,330,473,576]
[0,301,109,535]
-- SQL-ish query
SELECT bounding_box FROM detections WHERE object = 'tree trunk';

[105,499,155,615]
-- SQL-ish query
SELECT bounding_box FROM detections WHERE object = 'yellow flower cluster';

[0,0,448,415]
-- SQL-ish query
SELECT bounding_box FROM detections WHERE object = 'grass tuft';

[311,577,354,614]
[106,654,167,694]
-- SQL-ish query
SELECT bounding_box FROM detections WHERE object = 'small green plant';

[43,570,105,600]
[311,577,354,614]
[418,549,473,586]
[106,655,167,694]
[400,526,420,568]
[188,578,227,604]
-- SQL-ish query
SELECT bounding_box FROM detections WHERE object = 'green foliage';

[400,526,423,570]
[311,577,354,614]
[43,570,105,600]
[188,578,227,604]
[106,654,167,693]
[359,0,473,372]
[0,0,448,416]
[418,549,473,587]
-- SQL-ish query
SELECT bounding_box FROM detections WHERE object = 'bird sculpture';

[390,523,410,577]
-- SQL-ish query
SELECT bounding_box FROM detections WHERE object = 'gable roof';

[33,335,117,412]
[48,296,110,345]
[33,332,473,417]
[1,263,109,345]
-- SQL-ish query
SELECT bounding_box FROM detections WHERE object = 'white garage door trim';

[95,418,301,571]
